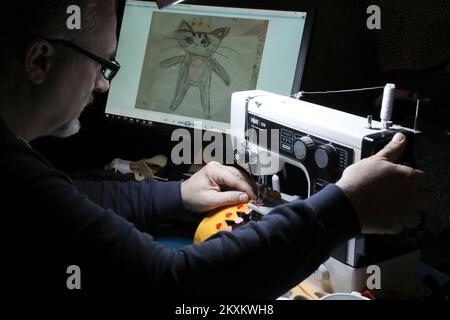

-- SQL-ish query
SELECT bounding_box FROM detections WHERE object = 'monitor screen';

[105,0,313,132]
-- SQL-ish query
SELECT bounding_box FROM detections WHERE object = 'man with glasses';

[0,0,428,299]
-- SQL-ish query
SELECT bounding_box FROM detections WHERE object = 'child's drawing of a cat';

[160,20,231,120]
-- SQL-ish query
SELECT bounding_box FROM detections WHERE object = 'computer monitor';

[105,0,314,132]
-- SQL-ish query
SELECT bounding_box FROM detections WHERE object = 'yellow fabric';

[194,203,250,244]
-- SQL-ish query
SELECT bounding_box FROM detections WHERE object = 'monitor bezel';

[106,0,316,135]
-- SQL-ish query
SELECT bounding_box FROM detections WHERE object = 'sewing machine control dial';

[314,144,337,169]
[293,136,314,161]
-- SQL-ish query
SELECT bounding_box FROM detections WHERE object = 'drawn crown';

[191,17,212,33]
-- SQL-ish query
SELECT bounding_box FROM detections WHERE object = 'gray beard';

[50,118,81,138]
[50,96,93,138]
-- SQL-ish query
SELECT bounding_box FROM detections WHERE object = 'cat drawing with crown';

[160,18,231,120]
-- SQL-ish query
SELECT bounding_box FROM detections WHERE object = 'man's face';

[50,1,117,138]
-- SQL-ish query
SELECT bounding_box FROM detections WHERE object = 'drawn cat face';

[174,20,230,57]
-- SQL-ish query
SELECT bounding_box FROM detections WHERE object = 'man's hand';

[336,133,430,234]
[181,161,257,212]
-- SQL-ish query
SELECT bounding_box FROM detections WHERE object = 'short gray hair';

[0,1,115,72]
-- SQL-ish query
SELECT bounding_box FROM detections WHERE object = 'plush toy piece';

[193,203,263,244]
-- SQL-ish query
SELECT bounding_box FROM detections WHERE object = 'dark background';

[31,0,450,275]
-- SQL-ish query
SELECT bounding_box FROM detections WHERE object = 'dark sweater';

[0,121,360,299]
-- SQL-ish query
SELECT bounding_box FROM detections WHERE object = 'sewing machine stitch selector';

[293,136,315,161]
[314,144,337,169]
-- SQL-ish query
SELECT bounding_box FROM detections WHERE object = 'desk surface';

[288,263,449,300]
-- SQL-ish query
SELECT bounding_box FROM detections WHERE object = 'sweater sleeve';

[73,179,186,228]
[59,181,359,298]
[305,184,361,247]
[4,148,360,299]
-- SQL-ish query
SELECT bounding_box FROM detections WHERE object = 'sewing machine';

[229,89,423,294]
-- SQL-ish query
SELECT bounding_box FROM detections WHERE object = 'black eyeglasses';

[47,38,121,81]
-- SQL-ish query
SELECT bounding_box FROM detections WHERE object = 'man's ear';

[24,39,55,85]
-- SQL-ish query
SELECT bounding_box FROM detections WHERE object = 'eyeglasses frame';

[46,38,121,81]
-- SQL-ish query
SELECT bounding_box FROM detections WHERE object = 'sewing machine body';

[230,90,420,293]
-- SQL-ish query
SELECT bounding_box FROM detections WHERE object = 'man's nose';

[94,75,110,93]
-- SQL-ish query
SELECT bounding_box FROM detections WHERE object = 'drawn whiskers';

[162,45,185,51]
[213,51,229,59]
[218,46,242,56]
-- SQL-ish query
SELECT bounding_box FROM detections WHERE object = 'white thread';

[293,86,384,99]
[380,83,396,128]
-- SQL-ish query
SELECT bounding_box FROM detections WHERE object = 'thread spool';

[380,83,395,128]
